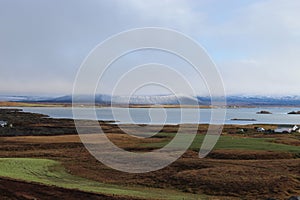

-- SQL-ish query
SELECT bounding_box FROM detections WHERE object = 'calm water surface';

[10,107,300,125]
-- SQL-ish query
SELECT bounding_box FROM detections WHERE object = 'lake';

[9,106,300,125]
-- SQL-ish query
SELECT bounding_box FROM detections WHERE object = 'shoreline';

[0,107,300,127]
[2,101,300,108]
[0,108,296,137]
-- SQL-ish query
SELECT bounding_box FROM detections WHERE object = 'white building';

[257,127,265,132]
[274,125,299,133]
[0,121,7,127]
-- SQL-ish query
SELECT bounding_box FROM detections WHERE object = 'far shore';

[0,101,212,108]
[1,101,300,108]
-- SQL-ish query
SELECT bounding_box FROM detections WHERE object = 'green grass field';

[0,158,203,200]
[145,134,300,153]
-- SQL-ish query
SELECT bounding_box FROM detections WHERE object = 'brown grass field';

[0,108,299,199]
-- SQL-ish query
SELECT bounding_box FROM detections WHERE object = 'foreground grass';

[0,158,203,200]
[145,134,300,153]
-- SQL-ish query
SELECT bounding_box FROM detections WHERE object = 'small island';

[288,111,300,114]
[256,110,272,114]
[231,118,257,121]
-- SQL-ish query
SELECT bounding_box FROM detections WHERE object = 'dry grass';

[0,134,300,199]
[0,109,299,199]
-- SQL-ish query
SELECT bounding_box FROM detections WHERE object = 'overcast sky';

[0,0,299,96]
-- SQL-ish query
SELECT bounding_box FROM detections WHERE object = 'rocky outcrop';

[288,111,300,114]
[257,110,272,114]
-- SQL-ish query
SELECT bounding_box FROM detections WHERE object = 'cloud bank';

[0,0,299,96]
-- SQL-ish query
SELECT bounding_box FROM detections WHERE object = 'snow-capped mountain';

[0,95,50,102]
[225,96,300,106]
[3,94,300,106]
[110,94,198,105]
[52,94,199,105]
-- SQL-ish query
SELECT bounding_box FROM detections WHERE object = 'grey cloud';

[0,0,299,96]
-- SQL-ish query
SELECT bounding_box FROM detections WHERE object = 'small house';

[0,120,7,127]
[275,125,299,133]
[256,127,265,132]
[292,125,299,131]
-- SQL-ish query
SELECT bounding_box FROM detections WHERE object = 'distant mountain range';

[0,95,52,102]
[2,94,300,106]
[197,96,300,106]
[44,94,200,105]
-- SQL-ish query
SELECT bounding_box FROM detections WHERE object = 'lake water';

[10,106,300,125]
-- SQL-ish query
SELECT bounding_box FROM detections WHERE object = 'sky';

[0,0,299,96]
